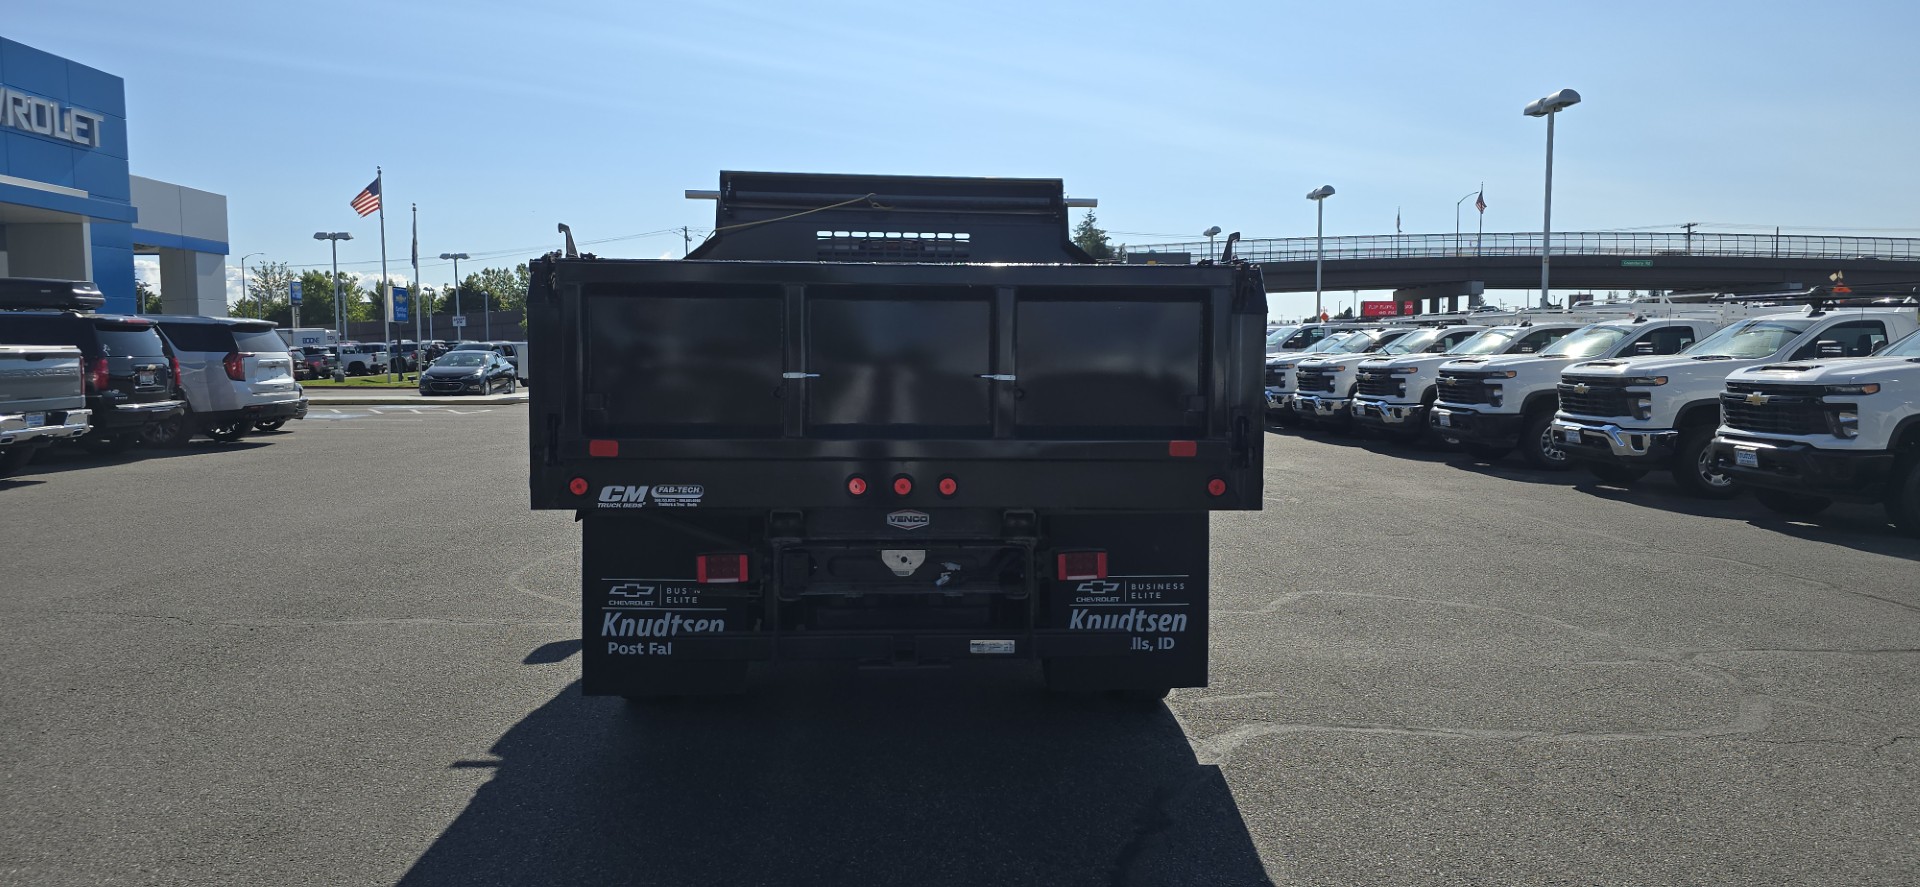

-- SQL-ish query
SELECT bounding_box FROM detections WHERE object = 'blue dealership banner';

[388,285,409,323]
[289,280,302,305]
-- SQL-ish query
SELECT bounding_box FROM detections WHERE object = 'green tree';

[1336,306,1355,319]
[242,260,297,322]
[135,279,161,313]
[1072,211,1114,260]
[458,263,534,316]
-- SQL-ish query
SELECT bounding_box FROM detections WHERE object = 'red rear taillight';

[567,477,590,496]
[1207,478,1228,497]
[937,476,958,497]
[1056,551,1108,581]
[223,351,248,381]
[697,554,750,584]
[847,475,868,496]
[169,353,181,387]
[86,357,109,392]
[1168,440,1197,457]
[892,475,913,496]
[588,439,620,458]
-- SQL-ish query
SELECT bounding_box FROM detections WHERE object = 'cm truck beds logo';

[596,484,704,509]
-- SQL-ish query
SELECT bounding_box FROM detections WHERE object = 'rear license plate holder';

[136,371,156,386]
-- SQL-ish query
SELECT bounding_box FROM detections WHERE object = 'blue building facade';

[1,37,227,315]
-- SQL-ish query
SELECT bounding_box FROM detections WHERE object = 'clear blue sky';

[11,0,1919,319]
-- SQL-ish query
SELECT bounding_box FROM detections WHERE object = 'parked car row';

[1,278,306,477]
[1266,295,1920,535]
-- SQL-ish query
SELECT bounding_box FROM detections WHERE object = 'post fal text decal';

[595,484,704,509]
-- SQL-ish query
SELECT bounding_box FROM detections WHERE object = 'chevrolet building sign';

[3,87,105,149]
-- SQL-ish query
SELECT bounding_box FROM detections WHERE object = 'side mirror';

[1815,340,1844,357]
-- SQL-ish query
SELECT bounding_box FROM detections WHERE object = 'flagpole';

[412,203,422,373]
[378,167,391,382]
[1476,182,1485,257]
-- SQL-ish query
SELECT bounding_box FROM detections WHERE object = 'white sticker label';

[969,640,1016,655]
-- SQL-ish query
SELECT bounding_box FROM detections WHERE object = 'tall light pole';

[237,251,262,319]
[1202,226,1222,261]
[439,252,468,340]
[1524,88,1581,309]
[1305,185,1335,320]
[315,232,353,381]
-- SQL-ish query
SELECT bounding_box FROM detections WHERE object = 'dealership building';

[1,36,228,316]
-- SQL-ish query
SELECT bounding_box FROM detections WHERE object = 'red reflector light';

[846,475,868,496]
[1207,478,1227,497]
[1056,551,1108,581]
[697,554,749,584]
[588,439,619,458]
[1168,440,1197,458]
[568,477,589,496]
[937,476,957,497]
[892,475,913,496]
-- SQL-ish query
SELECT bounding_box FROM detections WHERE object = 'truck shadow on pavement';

[16,440,271,477]
[397,661,1274,887]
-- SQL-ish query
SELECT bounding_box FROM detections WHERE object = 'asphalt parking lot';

[2,409,1914,886]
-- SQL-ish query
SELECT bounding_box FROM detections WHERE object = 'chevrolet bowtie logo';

[1572,384,1590,395]
[1745,391,1769,405]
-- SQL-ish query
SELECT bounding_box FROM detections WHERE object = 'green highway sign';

[1620,259,1654,267]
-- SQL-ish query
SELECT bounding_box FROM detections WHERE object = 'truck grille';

[1437,372,1493,405]
[1295,368,1338,394]
[1721,383,1829,435]
[1356,370,1404,399]
[1557,376,1634,417]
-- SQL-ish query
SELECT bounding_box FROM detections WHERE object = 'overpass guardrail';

[1146,232,1920,264]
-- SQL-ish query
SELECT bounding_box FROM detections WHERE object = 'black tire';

[79,433,133,455]
[0,446,35,478]
[1586,462,1648,485]
[141,410,195,448]
[1519,408,1573,471]
[253,419,287,432]
[348,361,367,376]
[1463,442,1512,461]
[204,420,249,443]
[1753,489,1834,518]
[505,377,517,394]
[1672,425,1740,499]
[1886,457,1920,536]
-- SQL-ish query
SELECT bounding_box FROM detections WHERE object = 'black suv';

[0,291,185,454]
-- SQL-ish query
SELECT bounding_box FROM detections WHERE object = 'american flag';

[350,178,381,217]
[1474,190,1487,214]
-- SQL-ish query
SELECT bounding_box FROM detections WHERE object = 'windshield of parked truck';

[1687,318,1814,358]
[1881,329,1920,358]
[1298,333,1355,354]
[1330,331,1395,354]
[1379,329,1444,355]
[1541,325,1629,359]
[1448,329,1519,356]
[1266,327,1299,348]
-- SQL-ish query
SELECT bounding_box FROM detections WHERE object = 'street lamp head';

[439,252,469,260]
[1306,185,1336,201]
[1524,88,1582,117]
[1202,226,1222,237]
[313,232,352,241]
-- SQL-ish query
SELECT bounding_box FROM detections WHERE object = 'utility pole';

[1683,221,1698,254]
[681,226,692,257]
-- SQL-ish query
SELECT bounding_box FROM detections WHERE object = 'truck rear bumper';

[1548,419,1678,465]
[202,397,308,425]
[0,408,92,447]
[1709,436,1895,502]
[92,399,185,431]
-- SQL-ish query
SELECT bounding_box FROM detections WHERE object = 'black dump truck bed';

[528,172,1265,699]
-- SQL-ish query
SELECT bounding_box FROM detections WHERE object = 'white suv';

[149,317,307,444]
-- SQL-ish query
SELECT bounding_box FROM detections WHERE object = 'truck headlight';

[1627,375,1669,386]
[1824,384,1880,396]
[1833,410,1859,439]
[1390,366,1420,375]
[1634,396,1654,420]
[1487,385,1504,407]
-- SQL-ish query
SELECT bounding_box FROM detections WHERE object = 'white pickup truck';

[1286,327,1420,427]
[0,344,92,476]
[1551,306,1920,496]
[1357,321,1576,447]
[1293,324,1485,432]
[1711,325,1920,532]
